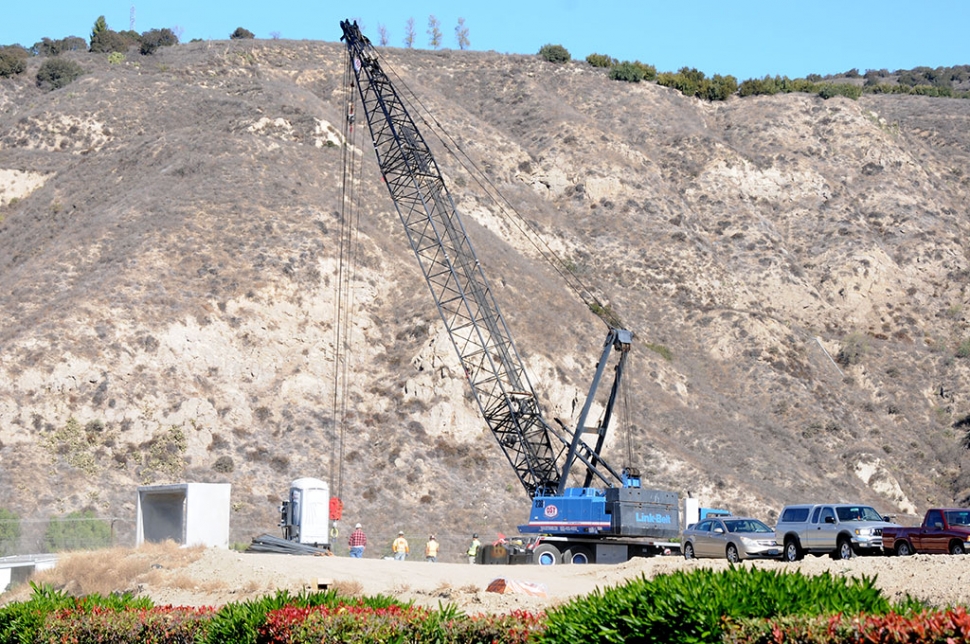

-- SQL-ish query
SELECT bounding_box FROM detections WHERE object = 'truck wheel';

[532,543,561,566]
[563,545,593,564]
[725,543,740,563]
[834,537,853,560]
[783,538,802,562]
[949,541,965,555]
[683,542,695,560]
[895,541,913,557]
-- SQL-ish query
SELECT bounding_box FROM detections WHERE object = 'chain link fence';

[0,517,135,557]
[0,517,491,566]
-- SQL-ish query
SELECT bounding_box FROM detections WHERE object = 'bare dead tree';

[455,17,470,50]
[403,17,415,48]
[377,23,389,47]
[427,15,442,50]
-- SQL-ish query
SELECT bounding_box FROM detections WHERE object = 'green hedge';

[538,565,922,644]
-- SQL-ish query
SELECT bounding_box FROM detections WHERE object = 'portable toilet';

[281,478,330,546]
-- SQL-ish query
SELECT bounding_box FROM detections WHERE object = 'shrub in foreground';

[726,607,970,643]
[0,583,153,644]
[538,565,919,644]
[38,605,213,644]
[205,589,403,644]
[260,604,543,644]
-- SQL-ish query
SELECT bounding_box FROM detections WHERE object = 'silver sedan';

[682,516,780,562]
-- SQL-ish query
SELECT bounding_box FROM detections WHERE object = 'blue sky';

[2,1,967,80]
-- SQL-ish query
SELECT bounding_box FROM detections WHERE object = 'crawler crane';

[339,20,677,564]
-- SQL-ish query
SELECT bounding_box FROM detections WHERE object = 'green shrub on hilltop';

[0,46,27,77]
[656,66,737,101]
[231,27,256,40]
[36,58,85,90]
[586,53,616,68]
[704,74,738,100]
[538,43,570,63]
[817,83,863,100]
[89,15,134,53]
[610,60,656,83]
[32,36,87,56]
[140,27,179,55]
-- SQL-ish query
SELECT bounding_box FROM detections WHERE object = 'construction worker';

[425,535,439,562]
[348,523,367,558]
[392,530,409,560]
[466,533,481,564]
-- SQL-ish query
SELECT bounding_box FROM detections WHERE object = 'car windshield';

[724,519,771,533]
[836,506,883,522]
[946,511,970,527]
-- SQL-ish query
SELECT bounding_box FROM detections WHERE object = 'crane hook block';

[329,496,344,521]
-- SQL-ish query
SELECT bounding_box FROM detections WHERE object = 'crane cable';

[330,57,365,503]
[379,60,625,332]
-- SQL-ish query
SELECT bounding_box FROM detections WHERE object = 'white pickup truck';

[775,503,900,561]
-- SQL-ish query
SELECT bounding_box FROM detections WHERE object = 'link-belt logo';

[636,513,673,524]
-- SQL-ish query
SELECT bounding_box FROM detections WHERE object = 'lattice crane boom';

[339,20,631,499]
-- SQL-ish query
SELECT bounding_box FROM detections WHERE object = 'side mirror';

[934,522,944,530]
[713,527,724,534]
[824,516,836,524]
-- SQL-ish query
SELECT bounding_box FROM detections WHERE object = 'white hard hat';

[355,523,362,528]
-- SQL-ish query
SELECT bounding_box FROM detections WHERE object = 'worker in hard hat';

[466,533,481,564]
[425,535,439,562]
[392,530,409,560]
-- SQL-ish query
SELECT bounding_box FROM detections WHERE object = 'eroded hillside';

[1,39,969,552]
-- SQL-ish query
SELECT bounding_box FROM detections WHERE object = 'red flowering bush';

[36,605,215,644]
[724,606,970,643]
[260,602,544,644]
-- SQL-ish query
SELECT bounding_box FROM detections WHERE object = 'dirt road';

[136,548,970,613]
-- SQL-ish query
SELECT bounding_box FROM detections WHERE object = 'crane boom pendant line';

[338,20,635,501]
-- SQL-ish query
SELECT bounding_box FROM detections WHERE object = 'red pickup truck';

[882,508,970,556]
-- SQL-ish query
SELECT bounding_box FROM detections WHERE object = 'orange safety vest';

[393,536,409,554]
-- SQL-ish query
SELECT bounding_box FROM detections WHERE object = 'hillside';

[1,39,969,556]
